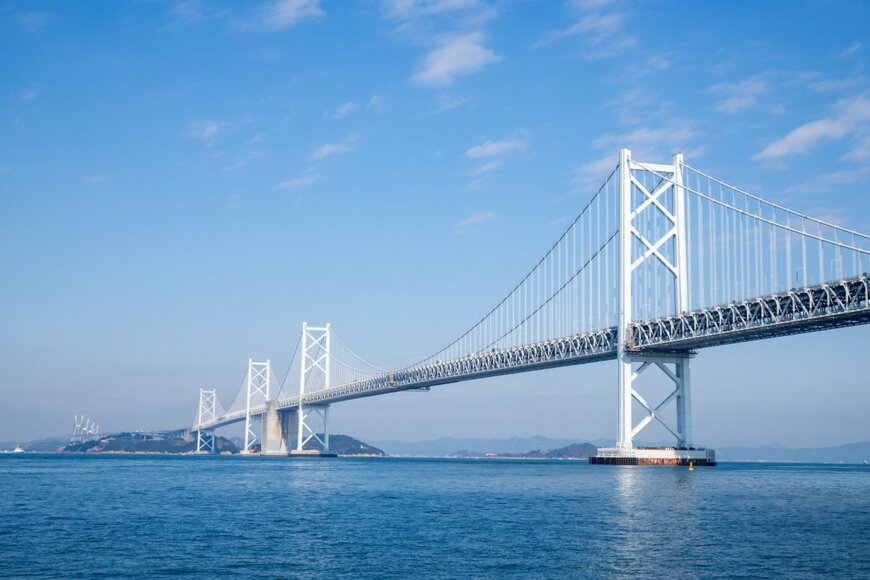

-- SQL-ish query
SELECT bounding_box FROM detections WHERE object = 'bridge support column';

[194,388,218,454]
[195,430,215,454]
[593,354,714,465]
[292,405,331,454]
[594,149,713,466]
[293,322,334,456]
[243,359,271,455]
[675,359,692,447]
[282,410,298,452]
[260,401,288,455]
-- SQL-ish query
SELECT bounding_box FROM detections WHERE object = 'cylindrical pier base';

[590,447,716,466]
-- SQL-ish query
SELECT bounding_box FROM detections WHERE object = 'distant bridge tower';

[242,359,271,454]
[196,388,217,454]
[594,148,702,465]
[71,415,100,443]
[295,322,331,454]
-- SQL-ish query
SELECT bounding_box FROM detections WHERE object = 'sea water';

[1,455,867,578]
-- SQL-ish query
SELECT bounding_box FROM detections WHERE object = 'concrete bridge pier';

[261,402,296,456]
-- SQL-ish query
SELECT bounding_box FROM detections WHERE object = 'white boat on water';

[12,445,24,453]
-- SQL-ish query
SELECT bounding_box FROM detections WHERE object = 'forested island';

[62,433,386,456]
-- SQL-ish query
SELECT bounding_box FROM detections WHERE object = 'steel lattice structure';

[188,149,870,457]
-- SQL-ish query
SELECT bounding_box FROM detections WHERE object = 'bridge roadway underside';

[194,275,869,432]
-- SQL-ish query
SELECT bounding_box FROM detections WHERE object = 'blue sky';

[1,0,868,446]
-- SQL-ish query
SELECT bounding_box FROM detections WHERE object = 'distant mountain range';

[372,436,870,463]
[449,442,598,460]
[0,436,69,453]
[372,436,610,457]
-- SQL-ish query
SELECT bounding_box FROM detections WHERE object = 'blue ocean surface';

[1,455,868,579]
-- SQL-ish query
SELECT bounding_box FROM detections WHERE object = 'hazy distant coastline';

[3,435,868,463]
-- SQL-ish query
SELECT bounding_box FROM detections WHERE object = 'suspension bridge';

[188,149,870,465]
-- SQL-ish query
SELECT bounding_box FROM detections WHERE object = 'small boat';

[12,445,24,453]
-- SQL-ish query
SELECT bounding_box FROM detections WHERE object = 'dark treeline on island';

[64,433,238,454]
[61,432,386,456]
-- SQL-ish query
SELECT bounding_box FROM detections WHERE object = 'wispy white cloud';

[383,0,496,30]
[324,96,386,119]
[223,150,265,172]
[756,94,870,160]
[164,0,230,29]
[432,92,475,113]
[20,89,38,101]
[711,77,769,114]
[279,173,320,189]
[843,133,870,163]
[366,95,387,112]
[591,125,697,154]
[384,0,483,19]
[311,134,358,160]
[381,1,499,87]
[412,32,501,86]
[536,1,636,58]
[324,101,360,120]
[455,210,496,231]
[572,153,618,193]
[469,160,502,175]
[249,0,324,31]
[83,173,108,184]
[808,77,864,93]
[464,135,526,176]
[465,136,525,159]
[840,41,862,59]
[757,119,849,160]
[170,0,206,22]
[573,123,698,192]
[784,166,870,194]
[186,120,223,141]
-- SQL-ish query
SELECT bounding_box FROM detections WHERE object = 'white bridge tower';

[242,359,271,454]
[294,322,332,455]
[195,388,217,454]
[593,149,712,466]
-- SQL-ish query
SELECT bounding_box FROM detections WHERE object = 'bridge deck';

[193,275,868,431]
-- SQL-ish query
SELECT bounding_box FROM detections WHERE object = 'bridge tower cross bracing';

[195,388,217,454]
[295,322,331,454]
[615,148,694,453]
[242,358,271,454]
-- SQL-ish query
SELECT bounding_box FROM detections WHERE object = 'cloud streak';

[464,135,526,176]
[325,101,360,120]
[250,0,323,30]
[711,77,769,114]
[187,120,223,140]
[413,32,501,86]
[756,95,870,160]
[536,1,636,58]
[311,134,358,160]
[455,210,496,231]
[280,174,320,189]
[465,137,525,159]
